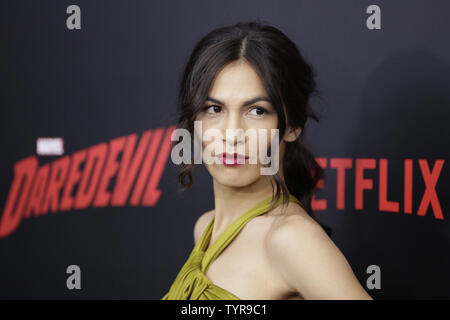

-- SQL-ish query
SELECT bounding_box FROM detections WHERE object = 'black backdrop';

[1,0,449,299]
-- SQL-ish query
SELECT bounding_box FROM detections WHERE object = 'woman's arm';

[265,216,373,300]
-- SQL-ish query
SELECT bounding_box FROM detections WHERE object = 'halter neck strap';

[196,193,304,273]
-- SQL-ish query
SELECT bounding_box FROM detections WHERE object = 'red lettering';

[404,159,413,214]
[60,149,87,211]
[417,159,444,219]
[111,131,152,206]
[24,163,50,218]
[355,158,376,210]
[330,158,352,210]
[312,157,327,211]
[141,126,177,206]
[41,156,70,214]
[129,128,164,206]
[0,156,38,238]
[379,159,399,212]
[93,137,126,207]
[74,143,107,209]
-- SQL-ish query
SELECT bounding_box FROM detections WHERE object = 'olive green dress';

[161,193,304,300]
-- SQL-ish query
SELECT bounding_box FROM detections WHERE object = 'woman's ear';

[283,126,302,142]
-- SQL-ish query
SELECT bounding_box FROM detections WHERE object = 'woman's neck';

[209,176,276,241]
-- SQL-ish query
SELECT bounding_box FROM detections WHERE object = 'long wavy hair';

[173,20,332,236]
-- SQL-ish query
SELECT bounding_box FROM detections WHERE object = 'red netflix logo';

[0,126,176,238]
[312,158,444,219]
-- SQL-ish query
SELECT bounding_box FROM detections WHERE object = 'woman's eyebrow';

[205,96,272,106]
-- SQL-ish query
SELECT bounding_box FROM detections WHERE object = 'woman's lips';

[216,152,249,166]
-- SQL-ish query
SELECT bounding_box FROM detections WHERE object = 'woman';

[162,20,373,300]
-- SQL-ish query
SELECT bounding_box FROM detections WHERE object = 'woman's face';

[194,59,286,188]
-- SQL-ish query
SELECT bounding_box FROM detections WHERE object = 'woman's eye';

[204,105,222,114]
[202,105,268,116]
[249,107,268,116]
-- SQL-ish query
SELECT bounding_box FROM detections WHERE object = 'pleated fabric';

[161,193,305,300]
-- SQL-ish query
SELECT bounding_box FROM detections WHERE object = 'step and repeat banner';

[0,0,448,299]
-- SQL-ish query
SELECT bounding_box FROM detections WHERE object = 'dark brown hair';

[173,19,331,236]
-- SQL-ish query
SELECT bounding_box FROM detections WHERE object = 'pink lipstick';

[216,152,249,166]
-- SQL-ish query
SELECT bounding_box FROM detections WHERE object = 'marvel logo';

[36,137,64,156]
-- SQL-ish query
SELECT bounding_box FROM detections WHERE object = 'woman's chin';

[211,168,261,187]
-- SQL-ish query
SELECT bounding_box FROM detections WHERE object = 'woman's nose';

[222,111,246,146]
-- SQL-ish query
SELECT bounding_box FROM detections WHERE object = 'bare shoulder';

[193,209,215,244]
[265,201,326,248]
[264,202,373,300]
[265,207,333,258]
